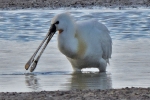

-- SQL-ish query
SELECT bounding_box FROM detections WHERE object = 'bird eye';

[55,21,59,24]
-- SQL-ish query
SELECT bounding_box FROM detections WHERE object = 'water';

[0,8,150,92]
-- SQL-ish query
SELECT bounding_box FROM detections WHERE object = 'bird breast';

[58,32,87,59]
[75,33,87,58]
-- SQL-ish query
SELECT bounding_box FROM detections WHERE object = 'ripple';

[0,9,150,92]
[0,71,72,76]
[0,9,150,41]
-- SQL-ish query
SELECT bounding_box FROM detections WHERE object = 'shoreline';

[1,87,150,99]
[0,0,150,10]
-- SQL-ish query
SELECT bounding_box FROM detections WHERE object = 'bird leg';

[99,58,107,72]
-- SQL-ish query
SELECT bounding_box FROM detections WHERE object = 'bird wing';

[76,19,112,63]
[94,20,112,63]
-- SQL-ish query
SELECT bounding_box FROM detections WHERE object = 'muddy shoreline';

[0,0,150,10]
[1,87,150,100]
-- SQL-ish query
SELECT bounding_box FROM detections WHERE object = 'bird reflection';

[25,74,41,91]
[70,72,112,90]
[24,71,112,91]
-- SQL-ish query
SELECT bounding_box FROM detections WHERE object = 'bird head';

[50,12,74,34]
[25,12,75,72]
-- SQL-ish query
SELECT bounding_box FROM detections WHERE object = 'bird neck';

[58,22,78,58]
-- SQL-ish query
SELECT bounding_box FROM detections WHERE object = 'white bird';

[25,12,112,72]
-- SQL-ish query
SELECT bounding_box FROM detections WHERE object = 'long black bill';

[25,24,56,72]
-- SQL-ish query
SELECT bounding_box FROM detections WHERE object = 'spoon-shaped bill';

[30,33,54,72]
[25,24,56,71]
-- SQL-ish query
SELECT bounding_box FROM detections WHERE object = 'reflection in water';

[24,72,112,91]
[70,72,112,90]
[25,74,41,91]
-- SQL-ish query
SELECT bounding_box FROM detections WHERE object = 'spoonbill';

[25,12,112,72]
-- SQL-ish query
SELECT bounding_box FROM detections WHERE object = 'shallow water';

[0,9,150,92]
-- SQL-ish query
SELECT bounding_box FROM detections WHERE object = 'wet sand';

[1,87,150,100]
[0,0,150,9]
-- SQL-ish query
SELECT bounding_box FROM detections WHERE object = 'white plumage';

[51,12,112,72]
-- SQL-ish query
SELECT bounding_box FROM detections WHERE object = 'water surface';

[0,9,150,92]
